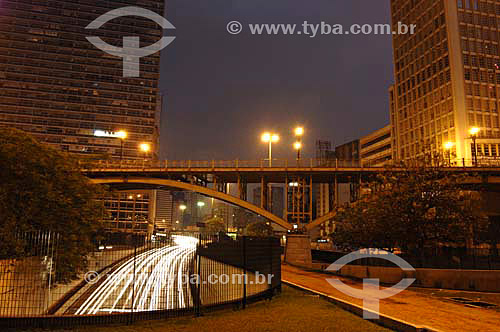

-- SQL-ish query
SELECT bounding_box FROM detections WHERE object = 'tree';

[245,221,274,237]
[204,215,226,234]
[0,128,104,283]
[331,166,488,256]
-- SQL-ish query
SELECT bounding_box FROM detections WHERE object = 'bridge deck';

[85,166,500,183]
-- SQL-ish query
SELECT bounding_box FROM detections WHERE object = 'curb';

[282,280,441,332]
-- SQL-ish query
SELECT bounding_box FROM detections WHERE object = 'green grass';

[21,286,391,332]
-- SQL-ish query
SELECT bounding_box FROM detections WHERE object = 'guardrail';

[81,158,500,170]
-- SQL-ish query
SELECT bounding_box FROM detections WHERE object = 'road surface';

[74,235,197,315]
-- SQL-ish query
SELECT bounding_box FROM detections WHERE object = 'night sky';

[159,0,394,160]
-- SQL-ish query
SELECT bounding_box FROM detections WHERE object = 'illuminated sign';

[94,130,120,138]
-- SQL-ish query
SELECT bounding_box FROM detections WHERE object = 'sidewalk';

[282,264,500,332]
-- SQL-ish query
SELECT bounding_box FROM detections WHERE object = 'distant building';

[154,190,173,232]
[253,186,285,218]
[102,191,154,235]
[360,125,393,167]
[334,140,360,166]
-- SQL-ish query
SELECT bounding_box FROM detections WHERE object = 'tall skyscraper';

[0,0,164,159]
[390,0,500,165]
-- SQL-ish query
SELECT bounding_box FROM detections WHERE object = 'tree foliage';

[331,167,488,254]
[0,128,104,283]
[204,215,226,234]
[245,221,274,237]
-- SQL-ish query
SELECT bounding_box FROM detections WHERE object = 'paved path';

[282,264,500,332]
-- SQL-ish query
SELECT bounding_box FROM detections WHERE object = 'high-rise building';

[391,0,500,165]
[0,0,166,235]
[0,0,163,159]
[154,190,173,231]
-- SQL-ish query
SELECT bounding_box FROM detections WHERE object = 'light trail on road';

[75,235,198,315]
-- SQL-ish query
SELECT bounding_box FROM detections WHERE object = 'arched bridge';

[85,159,500,231]
[92,177,294,230]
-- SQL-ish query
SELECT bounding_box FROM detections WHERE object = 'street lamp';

[139,142,151,164]
[179,204,187,228]
[197,201,205,223]
[261,132,280,167]
[294,126,304,163]
[293,141,302,161]
[116,130,127,162]
[444,141,455,166]
[469,127,480,167]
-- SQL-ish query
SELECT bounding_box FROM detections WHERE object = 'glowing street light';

[444,141,455,166]
[116,130,127,162]
[261,132,279,167]
[179,204,187,211]
[469,127,480,136]
[139,143,151,153]
[197,201,205,208]
[294,126,304,163]
[469,127,480,167]
[294,126,304,137]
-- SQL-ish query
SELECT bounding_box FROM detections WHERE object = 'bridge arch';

[91,177,294,230]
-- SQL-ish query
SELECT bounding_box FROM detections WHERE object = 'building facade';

[0,0,166,235]
[360,125,393,167]
[391,0,500,165]
[334,140,360,166]
[0,0,163,159]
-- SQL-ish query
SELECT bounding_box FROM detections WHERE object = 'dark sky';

[159,0,394,160]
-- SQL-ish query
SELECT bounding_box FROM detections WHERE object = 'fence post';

[129,237,137,325]
[196,233,202,316]
[269,236,273,297]
[242,236,247,309]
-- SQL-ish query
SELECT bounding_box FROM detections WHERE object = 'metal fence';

[312,247,500,270]
[0,232,281,329]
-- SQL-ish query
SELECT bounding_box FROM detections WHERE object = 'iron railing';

[0,232,281,329]
[81,158,500,170]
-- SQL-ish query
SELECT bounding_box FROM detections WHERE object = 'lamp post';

[197,201,205,224]
[139,142,151,166]
[261,132,279,167]
[179,204,187,229]
[469,127,480,167]
[294,126,304,164]
[116,130,127,163]
[444,141,455,166]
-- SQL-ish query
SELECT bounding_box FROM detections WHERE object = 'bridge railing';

[84,158,500,170]
[85,159,372,170]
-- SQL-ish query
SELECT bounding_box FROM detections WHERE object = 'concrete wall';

[327,264,500,292]
[285,235,312,268]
